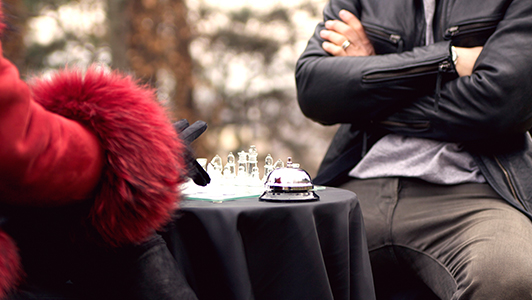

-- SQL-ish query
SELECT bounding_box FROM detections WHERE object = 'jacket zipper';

[434,60,452,112]
[362,61,441,82]
[494,155,528,211]
[364,27,404,52]
[363,60,451,112]
[444,21,499,39]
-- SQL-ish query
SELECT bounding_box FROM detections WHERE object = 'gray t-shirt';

[349,0,486,185]
[349,134,486,184]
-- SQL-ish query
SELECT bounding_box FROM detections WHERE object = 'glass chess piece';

[249,165,262,187]
[207,154,223,184]
[247,145,258,178]
[236,151,248,185]
[263,154,274,182]
[273,158,284,170]
[223,152,236,185]
[206,162,213,173]
[196,158,208,171]
[225,152,236,175]
[211,155,223,171]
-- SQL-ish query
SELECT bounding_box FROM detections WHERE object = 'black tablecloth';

[164,187,376,300]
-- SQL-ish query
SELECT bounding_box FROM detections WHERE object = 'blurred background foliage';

[1,0,337,176]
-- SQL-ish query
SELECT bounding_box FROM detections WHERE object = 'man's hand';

[454,46,483,77]
[320,10,375,57]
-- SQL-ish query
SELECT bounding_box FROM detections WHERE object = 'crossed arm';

[319,9,482,77]
[296,0,532,142]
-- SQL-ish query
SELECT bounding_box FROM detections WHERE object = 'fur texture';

[0,2,185,294]
[0,231,21,299]
[0,3,21,298]
[31,67,186,247]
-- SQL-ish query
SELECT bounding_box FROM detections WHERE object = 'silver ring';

[341,39,351,50]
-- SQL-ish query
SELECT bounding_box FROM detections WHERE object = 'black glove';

[173,119,211,186]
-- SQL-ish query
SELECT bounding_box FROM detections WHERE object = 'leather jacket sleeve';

[296,0,532,143]
[296,0,454,127]
[388,0,532,142]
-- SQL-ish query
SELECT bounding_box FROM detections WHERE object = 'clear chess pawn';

[223,152,236,185]
[237,151,248,183]
[273,158,284,169]
[208,155,223,184]
[212,155,223,172]
[236,165,247,186]
[263,154,274,182]
[249,165,262,186]
[224,152,236,177]
[196,158,208,171]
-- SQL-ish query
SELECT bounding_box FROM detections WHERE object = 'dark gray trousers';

[340,177,532,300]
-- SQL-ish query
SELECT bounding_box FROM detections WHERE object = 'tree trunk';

[1,0,27,71]
[124,0,196,122]
[107,0,129,71]
[108,0,209,157]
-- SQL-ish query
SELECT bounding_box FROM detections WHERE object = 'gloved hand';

[173,119,211,186]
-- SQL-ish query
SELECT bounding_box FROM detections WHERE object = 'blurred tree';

[1,0,27,69]
[107,0,207,155]
[14,0,334,176]
[115,0,197,123]
[107,0,335,173]
[186,0,335,175]
[106,0,127,69]
[22,0,110,71]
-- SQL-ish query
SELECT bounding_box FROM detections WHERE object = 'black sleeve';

[384,0,532,142]
[295,0,454,127]
[296,0,532,143]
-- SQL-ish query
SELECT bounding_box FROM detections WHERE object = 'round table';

[163,187,376,300]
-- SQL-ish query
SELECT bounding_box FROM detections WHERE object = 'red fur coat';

[0,6,185,297]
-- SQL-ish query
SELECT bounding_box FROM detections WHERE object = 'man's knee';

[457,246,532,299]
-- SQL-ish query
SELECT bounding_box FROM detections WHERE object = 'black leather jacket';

[296,0,532,218]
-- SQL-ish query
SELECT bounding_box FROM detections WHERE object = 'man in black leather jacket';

[296,0,532,299]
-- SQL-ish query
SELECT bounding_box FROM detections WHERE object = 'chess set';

[181,145,298,201]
